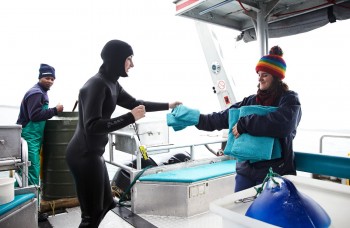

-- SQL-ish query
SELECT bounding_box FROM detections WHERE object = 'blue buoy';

[245,172,331,228]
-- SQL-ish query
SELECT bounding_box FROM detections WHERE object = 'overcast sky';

[1,0,350,131]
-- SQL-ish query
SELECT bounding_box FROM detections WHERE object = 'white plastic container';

[0,177,15,205]
[210,175,350,228]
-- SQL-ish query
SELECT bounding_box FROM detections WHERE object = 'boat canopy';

[174,0,350,43]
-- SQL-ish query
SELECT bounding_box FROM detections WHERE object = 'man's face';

[39,76,55,90]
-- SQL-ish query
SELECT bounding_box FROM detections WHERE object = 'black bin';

[41,112,78,200]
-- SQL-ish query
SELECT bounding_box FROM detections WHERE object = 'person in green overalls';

[16,63,64,186]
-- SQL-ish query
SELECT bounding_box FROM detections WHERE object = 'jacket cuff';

[236,120,247,134]
[53,107,58,115]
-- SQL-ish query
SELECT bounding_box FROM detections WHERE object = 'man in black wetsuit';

[66,39,181,227]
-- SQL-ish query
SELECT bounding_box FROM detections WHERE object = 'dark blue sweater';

[196,90,302,181]
[16,83,57,128]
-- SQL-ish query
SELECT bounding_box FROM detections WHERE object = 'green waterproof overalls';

[21,104,48,186]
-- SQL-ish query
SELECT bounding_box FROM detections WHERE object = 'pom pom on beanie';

[255,46,286,80]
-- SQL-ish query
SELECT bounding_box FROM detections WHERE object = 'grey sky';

[1,0,350,131]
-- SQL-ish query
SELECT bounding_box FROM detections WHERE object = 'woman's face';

[258,71,273,90]
[124,55,134,73]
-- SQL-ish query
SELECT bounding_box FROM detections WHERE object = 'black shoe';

[38,212,48,222]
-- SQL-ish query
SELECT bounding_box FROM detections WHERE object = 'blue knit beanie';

[38,63,55,79]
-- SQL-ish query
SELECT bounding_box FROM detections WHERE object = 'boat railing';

[106,131,229,182]
[0,137,30,187]
[319,134,350,154]
[294,151,350,180]
[106,130,350,183]
[107,130,227,170]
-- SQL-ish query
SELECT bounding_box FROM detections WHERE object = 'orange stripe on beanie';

[255,46,286,80]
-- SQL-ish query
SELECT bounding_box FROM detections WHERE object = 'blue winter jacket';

[195,90,302,181]
[16,83,57,128]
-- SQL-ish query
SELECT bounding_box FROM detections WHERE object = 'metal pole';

[256,2,269,56]
[108,133,114,162]
[21,138,28,187]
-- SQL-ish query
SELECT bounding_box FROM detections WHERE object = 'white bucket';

[0,177,15,205]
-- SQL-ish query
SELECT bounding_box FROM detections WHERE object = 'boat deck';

[39,202,223,228]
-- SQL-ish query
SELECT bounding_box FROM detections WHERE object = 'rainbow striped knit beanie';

[255,47,286,80]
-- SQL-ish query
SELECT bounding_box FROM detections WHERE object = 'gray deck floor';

[47,206,134,228]
[46,205,223,228]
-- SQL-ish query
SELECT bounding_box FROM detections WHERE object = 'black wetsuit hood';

[98,39,134,82]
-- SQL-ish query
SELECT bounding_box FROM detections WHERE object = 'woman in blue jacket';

[195,46,302,192]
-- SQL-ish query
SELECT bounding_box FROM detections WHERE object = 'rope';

[274,0,338,17]
[111,185,123,198]
[253,167,281,197]
[117,165,154,207]
[132,123,141,142]
[237,0,250,13]
[49,201,56,216]
[115,123,153,206]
